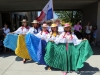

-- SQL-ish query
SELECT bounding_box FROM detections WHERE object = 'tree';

[55,11,82,25]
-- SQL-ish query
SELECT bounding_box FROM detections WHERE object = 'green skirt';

[44,40,93,71]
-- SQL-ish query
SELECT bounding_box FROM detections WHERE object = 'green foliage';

[55,11,82,26]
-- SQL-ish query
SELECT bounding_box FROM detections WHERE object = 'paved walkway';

[0,46,100,75]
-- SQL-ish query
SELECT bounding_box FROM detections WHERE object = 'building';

[0,0,100,42]
[0,12,37,31]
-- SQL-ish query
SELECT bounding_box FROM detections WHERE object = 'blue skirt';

[25,34,46,65]
[3,34,18,51]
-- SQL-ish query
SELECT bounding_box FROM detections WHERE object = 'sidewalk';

[0,46,100,75]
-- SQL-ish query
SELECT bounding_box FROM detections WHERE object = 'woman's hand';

[10,32,14,34]
[50,40,54,42]
[82,38,87,41]
[41,38,44,40]
[22,34,26,36]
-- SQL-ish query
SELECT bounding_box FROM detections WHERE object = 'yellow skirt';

[15,35,31,59]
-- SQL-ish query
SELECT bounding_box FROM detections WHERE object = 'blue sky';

[38,11,58,19]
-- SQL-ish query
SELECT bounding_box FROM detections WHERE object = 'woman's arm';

[13,27,21,34]
[72,34,82,45]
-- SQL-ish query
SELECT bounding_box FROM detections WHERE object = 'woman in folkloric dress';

[3,19,29,51]
[15,20,41,63]
[44,23,60,70]
[13,19,29,34]
[33,23,49,65]
[12,19,31,63]
[44,23,93,75]
[24,23,49,64]
[36,23,49,40]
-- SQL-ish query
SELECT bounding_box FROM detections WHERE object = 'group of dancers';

[3,19,93,75]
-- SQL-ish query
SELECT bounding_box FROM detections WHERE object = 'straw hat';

[21,19,28,22]
[31,20,39,23]
[64,23,71,27]
[51,23,57,27]
[42,24,48,27]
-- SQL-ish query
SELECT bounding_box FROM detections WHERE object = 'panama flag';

[37,0,53,22]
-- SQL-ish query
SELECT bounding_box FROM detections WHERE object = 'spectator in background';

[84,22,92,42]
[2,23,10,35]
[0,23,10,53]
[54,19,64,34]
[46,20,52,32]
[92,26,97,46]
[0,23,10,38]
[74,21,83,39]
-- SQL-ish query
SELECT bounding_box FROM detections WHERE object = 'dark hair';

[64,27,72,34]
[63,27,72,38]
[50,27,59,37]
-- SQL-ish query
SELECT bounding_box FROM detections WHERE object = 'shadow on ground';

[51,62,99,75]
[0,50,15,57]
[15,56,23,61]
[91,45,100,55]
[76,62,99,75]
[15,56,35,63]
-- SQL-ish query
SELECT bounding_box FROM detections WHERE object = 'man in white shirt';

[26,20,41,35]
[54,19,64,34]
[46,20,52,32]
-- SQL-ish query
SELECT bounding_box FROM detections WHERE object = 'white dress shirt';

[3,28,10,35]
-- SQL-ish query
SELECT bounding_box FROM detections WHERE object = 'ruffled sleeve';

[72,34,82,45]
